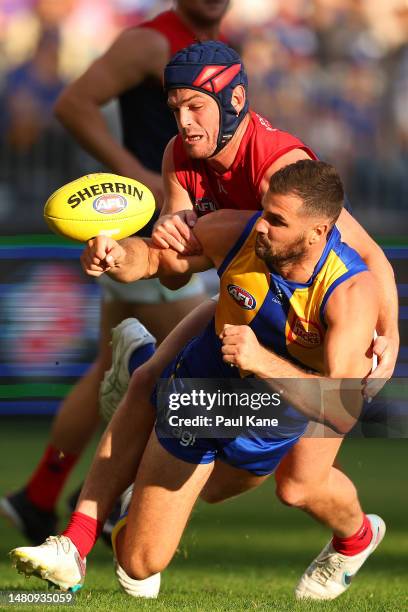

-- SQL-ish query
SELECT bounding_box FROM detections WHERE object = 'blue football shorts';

[152,359,307,476]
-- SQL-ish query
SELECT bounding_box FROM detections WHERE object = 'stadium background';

[0,0,407,609]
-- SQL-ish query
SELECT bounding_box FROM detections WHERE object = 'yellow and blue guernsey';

[215,211,368,373]
[154,212,368,475]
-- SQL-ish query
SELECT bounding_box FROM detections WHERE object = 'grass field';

[0,418,407,611]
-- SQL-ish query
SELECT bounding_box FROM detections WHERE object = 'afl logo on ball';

[93,194,127,214]
[227,284,256,310]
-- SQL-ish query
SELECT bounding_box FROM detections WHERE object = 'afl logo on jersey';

[227,284,256,310]
[195,198,218,214]
[93,194,127,214]
[288,316,323,348]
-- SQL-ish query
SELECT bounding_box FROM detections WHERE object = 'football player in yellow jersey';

[11,161,385,600]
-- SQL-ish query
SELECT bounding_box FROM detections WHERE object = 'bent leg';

[286,431,385,600]
[50,300,129,454]
[275,432,362,537]
[75,365,156,524]
[75,299,217,525]
[116,432,214,579]
[52,286,209,452]
[200,460,269,504]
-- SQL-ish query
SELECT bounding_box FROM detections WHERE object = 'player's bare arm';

[265,150,399,384]
[264,152,398,387]
[258,148,312,195]
[220,272,379,433]
[152,137,200,253]
[81,210,251,283]
[54,28,169,200]
[336,208,399,385]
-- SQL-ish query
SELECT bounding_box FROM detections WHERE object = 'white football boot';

[295,514,386,600]
[111,485,160,598]
[9,535,85,591]
[100,318,156,422]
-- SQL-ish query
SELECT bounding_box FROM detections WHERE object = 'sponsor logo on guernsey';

[93,194,127,214]
[228,284,257,310]
[255,113,277,132]
[288,317,323,348]
[194,198,218,213]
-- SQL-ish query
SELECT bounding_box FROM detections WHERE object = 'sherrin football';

[44,173,155,242]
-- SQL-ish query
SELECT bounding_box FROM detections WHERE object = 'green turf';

[0,419,407,611]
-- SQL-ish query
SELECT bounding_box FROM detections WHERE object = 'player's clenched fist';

[220,324,262,372]
[80,236,126,277]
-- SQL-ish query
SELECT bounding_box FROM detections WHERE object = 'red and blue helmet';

[164,41,249,155]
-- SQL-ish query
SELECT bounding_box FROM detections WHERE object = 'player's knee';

[128,360,157,396]
[275,478,309,509]
[122,549,169,580]
[125,369,155,411]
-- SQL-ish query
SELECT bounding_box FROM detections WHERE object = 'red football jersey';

[174,111,317,214]
[140,10,227,56]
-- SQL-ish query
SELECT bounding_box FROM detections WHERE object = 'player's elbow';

[159,272,192,291]
[54,87,82,125]
[157,251,189,278]
[54,89,72,123]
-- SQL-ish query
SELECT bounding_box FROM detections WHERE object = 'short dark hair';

[268,160,344,225]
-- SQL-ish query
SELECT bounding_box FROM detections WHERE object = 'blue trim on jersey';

[249,279,293,357]
[270,226,341,291]
[319,267,367,326]
[217,211,262,278]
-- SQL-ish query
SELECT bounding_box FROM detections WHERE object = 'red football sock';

[332,514,373,556]
[62,511,103,559]
[26,444,78,512]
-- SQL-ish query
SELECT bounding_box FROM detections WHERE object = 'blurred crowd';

[231,0,408,227]
[0,0,407,235]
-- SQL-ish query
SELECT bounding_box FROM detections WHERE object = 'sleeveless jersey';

[216,212,368,373]
[118,11,196,173]
[179,212,367,378]
[174,111,318,214]
[119,10,226,173]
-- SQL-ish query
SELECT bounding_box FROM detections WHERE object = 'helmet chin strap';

[208,101,244,158]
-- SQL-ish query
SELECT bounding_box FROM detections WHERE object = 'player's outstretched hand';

[363,334,399,399]
[220,324,261,372]
[152,210,202,254]
[81,236,126,277]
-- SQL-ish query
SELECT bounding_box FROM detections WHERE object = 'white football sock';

[114,561,160,598]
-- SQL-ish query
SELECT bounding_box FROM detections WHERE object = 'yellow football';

[44,173,155,242]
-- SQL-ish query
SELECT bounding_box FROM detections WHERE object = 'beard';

[255,232,307,272]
